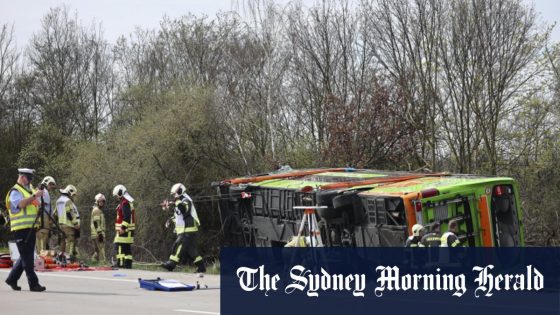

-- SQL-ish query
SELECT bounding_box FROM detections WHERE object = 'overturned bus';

[214,168,524,247]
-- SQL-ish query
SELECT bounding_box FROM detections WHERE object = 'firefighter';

[441,219,463,247]
[421,222,441,247]
[405,224,425,247]
[36,176,56,253]
[90,193,106,262]
[56,185,80,261]
[112,185,135,269]
[4,168,46,292]
[160,183,206,276]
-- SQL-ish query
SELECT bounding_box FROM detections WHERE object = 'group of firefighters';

[4,168,205,292]
[405,220,463,248]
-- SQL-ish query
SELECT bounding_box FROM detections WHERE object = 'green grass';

[81,258,220,275]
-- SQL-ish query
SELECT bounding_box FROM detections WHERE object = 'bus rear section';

[405,179,524,247]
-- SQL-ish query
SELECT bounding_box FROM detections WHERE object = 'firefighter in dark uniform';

[421,222,441,247]
[4,168,46,292]
[160,183,206,277]
[405,224,425,247]
[112,185,135,269]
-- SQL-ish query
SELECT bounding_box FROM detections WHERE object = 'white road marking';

[173,310,219,315]
[0,269,137,283]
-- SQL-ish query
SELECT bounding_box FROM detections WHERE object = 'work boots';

[160,260,176,271]
[5,279,21,291]
[30,284,46,292]
[56,253,67,267]
[124,260,132,269]
[195,260,206,278]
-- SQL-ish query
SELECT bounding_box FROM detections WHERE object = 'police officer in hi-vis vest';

[4,168,46,292]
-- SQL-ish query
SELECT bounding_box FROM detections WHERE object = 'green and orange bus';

[214,168,523,247]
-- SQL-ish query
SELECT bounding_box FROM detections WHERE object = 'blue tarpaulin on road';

[139,278,195,291]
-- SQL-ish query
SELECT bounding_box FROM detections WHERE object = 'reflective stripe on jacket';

[90,206,105,237]
[440,231,462,247]
[115,198,135,243]
[173,196,198,234]
[57,195,78,228]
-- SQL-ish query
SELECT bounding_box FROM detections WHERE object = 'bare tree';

[438,0,484,173]
[0,24,20,190]
[0,24,17,101]
[363,0,445,170]
[286,0,376,157]
[28,6,113,140]
[470,0,546,174]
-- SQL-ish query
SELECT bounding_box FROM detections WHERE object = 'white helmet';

[170,183,186,198]
[412,224,424,237]
[41,176,56,186]
[94,193,106,203]
[60,185,77,197]
[112,184,127,198]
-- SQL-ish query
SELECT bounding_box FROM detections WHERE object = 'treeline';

[0,0,559,260]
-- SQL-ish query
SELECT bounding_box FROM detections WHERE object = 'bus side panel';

[478,195,494,247]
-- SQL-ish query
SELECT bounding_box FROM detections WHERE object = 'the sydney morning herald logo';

[235,264,543,298]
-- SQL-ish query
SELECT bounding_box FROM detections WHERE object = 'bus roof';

[227,168,514,194]
[360,176,515,196]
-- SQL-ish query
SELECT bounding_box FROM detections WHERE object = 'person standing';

[405,224,425,247]
[36,176,56,253]
[112,185,135,269]
[4,168,46,292]
[421,222,441,247]
[90,193,106,262]
[56,185,80,262]
[440,219,463,247]
[160,183,205,276]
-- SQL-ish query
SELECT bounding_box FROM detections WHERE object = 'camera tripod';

[292,206,326,247]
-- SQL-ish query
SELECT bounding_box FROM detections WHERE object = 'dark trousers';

[115,243,132,269]
[6,229,39,287]
[169,232,205,272]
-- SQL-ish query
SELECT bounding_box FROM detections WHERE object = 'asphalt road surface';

[0,268,220,315]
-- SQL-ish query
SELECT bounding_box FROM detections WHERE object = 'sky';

[0,0,558,47]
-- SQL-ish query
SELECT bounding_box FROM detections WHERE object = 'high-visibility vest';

[440,231,462,247]
[57,195,78,227]
[173,197,199,234]
[5,184,38,231]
